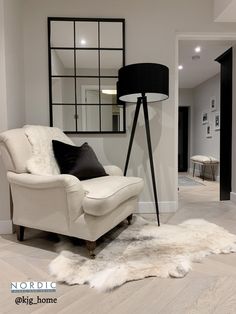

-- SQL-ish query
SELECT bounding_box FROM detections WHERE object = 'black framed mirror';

[48,17,126,134]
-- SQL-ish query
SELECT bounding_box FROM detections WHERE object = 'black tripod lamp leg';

[142,97,160,226]
[124,97,142,176]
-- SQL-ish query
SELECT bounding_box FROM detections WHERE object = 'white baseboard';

[137,201,178,213]
[230,192,236,203]
[0,220,12,234]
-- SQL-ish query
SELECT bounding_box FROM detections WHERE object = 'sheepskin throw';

[49,216,236,292]
[24,125,73,175]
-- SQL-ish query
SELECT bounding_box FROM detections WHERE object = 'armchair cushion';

[52,140,108,181]
[81,176,144,216]
[190,155,219,164]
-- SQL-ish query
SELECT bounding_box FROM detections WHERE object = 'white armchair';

[0,128,144,257]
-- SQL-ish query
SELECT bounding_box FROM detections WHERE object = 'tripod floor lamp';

[117,63,169,226]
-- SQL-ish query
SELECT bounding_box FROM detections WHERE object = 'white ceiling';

[178,40,234,89]
[214,0,236,22]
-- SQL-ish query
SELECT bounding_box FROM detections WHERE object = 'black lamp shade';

[117,63,169,103]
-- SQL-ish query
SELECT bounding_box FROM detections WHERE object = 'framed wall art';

[202,112,208,124]
[214,111,220,130]
[206,123,212,138]
[210,96,216,112]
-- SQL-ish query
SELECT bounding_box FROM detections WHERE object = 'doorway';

[215,48,233,200]
[177,37,234,203]
[178,107,189,172]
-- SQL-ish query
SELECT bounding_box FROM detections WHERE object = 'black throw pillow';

[52,140,108,180]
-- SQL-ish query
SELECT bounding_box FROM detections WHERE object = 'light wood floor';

[1,175,236,313]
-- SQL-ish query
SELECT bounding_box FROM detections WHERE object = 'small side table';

[191,156,219,181]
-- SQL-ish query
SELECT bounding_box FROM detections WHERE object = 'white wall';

[192,74,220,159]
[4,0,25,129]
[0,0,8,132]
[179,89,194,109]
[0,0,25,233]
[22,0,236,212]
[0,0,10,232]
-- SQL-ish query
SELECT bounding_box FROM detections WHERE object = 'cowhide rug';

[49,216,236,292]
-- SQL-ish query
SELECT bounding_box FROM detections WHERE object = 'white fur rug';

[49,216,236,292]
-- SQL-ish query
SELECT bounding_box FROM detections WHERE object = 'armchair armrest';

[7,172,83,191]
[103,165,123,176]
[7,172,85,227]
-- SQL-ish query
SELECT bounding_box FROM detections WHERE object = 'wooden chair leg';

[202,165,205,181]
[211,165,215,181]
[86,240,96,259]
[127,214,133,225]
[193,163,196,177]
[16,225,25,241]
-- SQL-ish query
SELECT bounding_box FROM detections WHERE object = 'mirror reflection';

[53,105,76,132]
[52,104,124,132]
[51,21,74,47]
[51,77,75,103]
[75,22,98,48]
[100,22,123,48]
[48,18,125,133]
[76,50,98,76]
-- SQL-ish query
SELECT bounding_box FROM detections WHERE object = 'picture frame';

[206,123,212,138]
[210,96,216,112]
[214,111,220,131]
[202,112,208,124]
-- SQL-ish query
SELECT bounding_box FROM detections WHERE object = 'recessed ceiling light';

[178,65,183,70]
[195,46,201,53]
[80,39,86,45]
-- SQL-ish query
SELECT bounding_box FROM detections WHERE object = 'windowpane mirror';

[75,22,98,48]
[52,105,76,132]
[48,17,125,134]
